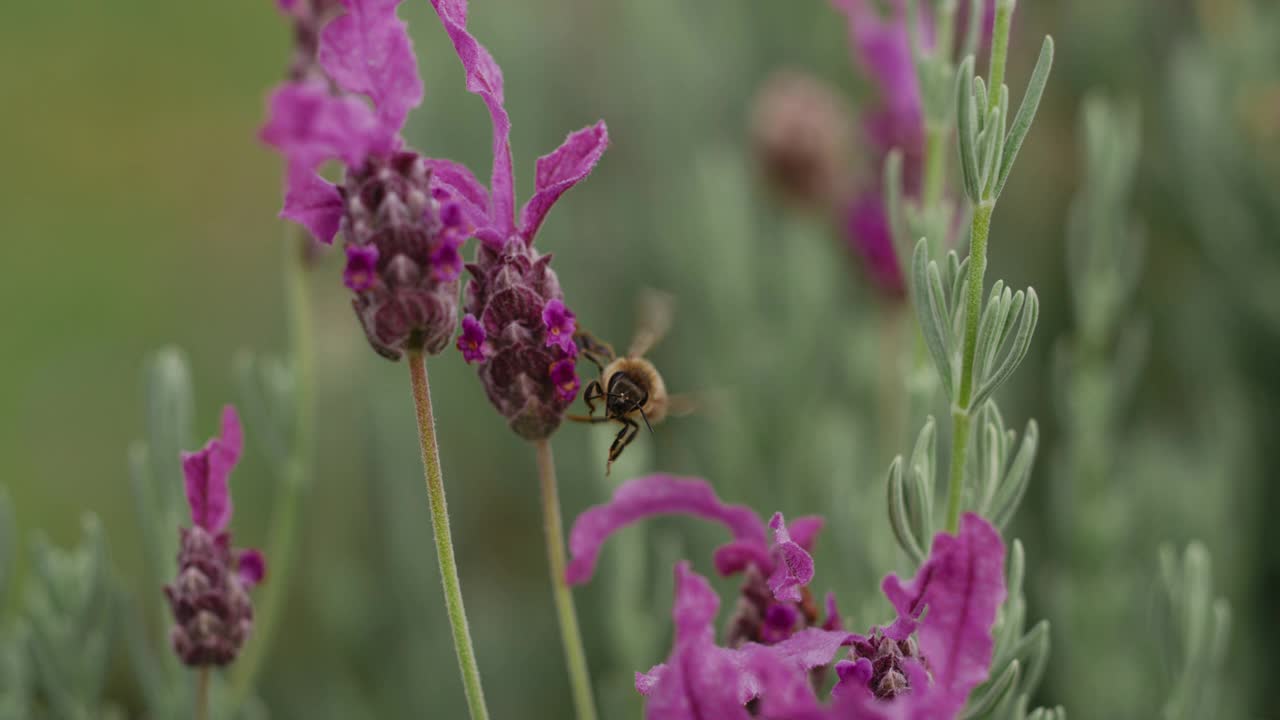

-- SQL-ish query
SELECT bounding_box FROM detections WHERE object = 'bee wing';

[628,288,676,358]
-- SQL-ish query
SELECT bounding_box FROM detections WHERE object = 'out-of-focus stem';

[535,438,600,720]
[945,200,993,533]
[229,229,314,708]
[195,668,210,720]
[408,350,491,720]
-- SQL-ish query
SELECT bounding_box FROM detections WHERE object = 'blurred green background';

[2,0,1277,717]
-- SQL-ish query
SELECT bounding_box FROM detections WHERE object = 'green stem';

[229,229,315,707]
[535,439,600,720]
[408,350,491,720]
[945,200,994,533]
[195,668,210,720]
[986,0,1015,112]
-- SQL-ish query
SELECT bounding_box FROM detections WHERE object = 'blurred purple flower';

[830,0,996,298]
[164,406,266,667]
[566,475,836,650]
[567,474,1007,718]
[262,0,488,359]
[457,314,492,364]
[429,0,609,440]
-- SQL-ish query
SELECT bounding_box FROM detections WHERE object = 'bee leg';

[583,380,605,416]
[566,414,614,424]
[574,330,616,371]
[605,417,641,476]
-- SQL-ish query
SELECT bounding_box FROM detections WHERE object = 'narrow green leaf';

[996,36,1055,198]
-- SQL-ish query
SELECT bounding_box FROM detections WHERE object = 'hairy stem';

[409,350,491,720]
[535,438,600,720]
[230,229,315,707]
[945,201,994,533]
[195,668,210,720]
[987,0,1015,113]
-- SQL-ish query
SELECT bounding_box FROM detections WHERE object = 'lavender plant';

[1048,94,1149,717]
[1156,543,1231,720]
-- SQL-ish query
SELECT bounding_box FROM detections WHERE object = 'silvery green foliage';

[124,348,197,719]
[1157,543,1231,720]
[893,9,1058,717]
[910,242,1039,410]
[23,516,114,720]
[886,421,1049,720]
[1168,3,1280,334]
[235,350,300,482]
[954,38,1054,204]
[1048,94,1150,717]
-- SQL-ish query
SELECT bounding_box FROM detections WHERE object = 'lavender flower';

[164,406,266,667]
[566,475,1007,718]
[565,475,837,649]
[262,0,492,359]
[428,0,609,441]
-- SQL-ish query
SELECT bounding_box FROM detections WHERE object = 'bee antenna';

[639,408,654,434]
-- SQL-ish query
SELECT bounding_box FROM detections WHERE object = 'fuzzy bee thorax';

[602,357,668,423]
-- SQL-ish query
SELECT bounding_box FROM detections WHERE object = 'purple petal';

[767,513,816,603]
[549,357,580,403]
[457,314,492,364]
[787,515,825,552]
[260,81,386,169]
[834,0,926,127]
[636,666,664,696]
[740,645,829,720]
[845,191,905,298]
[760,627,855,671]
[644,564,754,720]
[181,405,243,534]
[429,0,515,238]
[712,539,774,577]
[542,299,578,355]
[881,512,1007,717]
[343,244,380,291]
[281,164,345,244]
[237,548,267,589]
[831,657,875,700]
[565,475,768,586]
[319,0,422,135]
[425,158,490,233]
[518,121,609,242]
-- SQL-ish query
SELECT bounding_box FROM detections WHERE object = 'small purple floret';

[343,244,380,291]
[542,299,578,355]
[457,314,492,364]
[549,357,581,403]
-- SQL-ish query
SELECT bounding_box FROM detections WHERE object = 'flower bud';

[341,152,465,360]
[163,527,255,667]
[750,69,856,207]
[459,237,579,440]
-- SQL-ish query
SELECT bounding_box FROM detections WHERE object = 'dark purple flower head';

[566,475,1007,718]
[750,69,856,206]
[164,406,265,667]
[428,0,608,440]
[262,0,493,359]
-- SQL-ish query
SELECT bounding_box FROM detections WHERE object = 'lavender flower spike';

[164,406,266,667]
[262,0,492,359]
[429,0,609,439]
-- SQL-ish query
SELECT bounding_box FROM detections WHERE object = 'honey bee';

[571,291,688,475]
